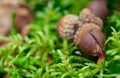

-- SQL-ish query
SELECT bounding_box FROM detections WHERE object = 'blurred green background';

[0,0,120,78]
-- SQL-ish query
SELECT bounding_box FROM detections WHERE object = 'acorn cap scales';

[57,14,82,40]
[79,8,103,29]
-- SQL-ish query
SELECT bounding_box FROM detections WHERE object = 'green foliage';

[1,0,120,78]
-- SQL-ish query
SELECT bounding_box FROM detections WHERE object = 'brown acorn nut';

[0,5,13,36]
[79,8,103,29]
[0,12,12,36]
[0,0,24,36]
[86,0,108,21]
[57,14,82,40]
[74,23,106,57]
[15,4,32,34]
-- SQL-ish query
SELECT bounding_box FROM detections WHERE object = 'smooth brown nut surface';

[57,14,82,40]
[79,32,98,56]
[74,23,105,57]
[79,8,103,29]
[90,29,106,50]
[86,0,108,21]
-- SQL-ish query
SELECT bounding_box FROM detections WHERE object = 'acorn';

[74,23,106,57]
[57,14,82,40]
[79,8,103,29]
[0,0,24,36]
[0,4,13,36]
[0,12,12,36]
[15,4,32,34]
[86,0,108,21]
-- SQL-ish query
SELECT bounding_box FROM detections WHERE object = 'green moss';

[0,0,120,78]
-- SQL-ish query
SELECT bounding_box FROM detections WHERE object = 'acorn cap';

[79,8,103,29]
[74,23,105,56]
[57,14,82,40]
[74,23,100,46]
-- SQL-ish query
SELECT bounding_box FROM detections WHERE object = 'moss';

[0,0,120,78]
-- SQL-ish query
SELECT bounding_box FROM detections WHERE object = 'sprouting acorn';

[86,0,108,21]
[57,14,82,40]
[74,23,106,57]
[75,7,106,64]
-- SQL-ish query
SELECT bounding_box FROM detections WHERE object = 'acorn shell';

[86,0,108,21]
[57,14,82,40]
[74,23,105,56]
